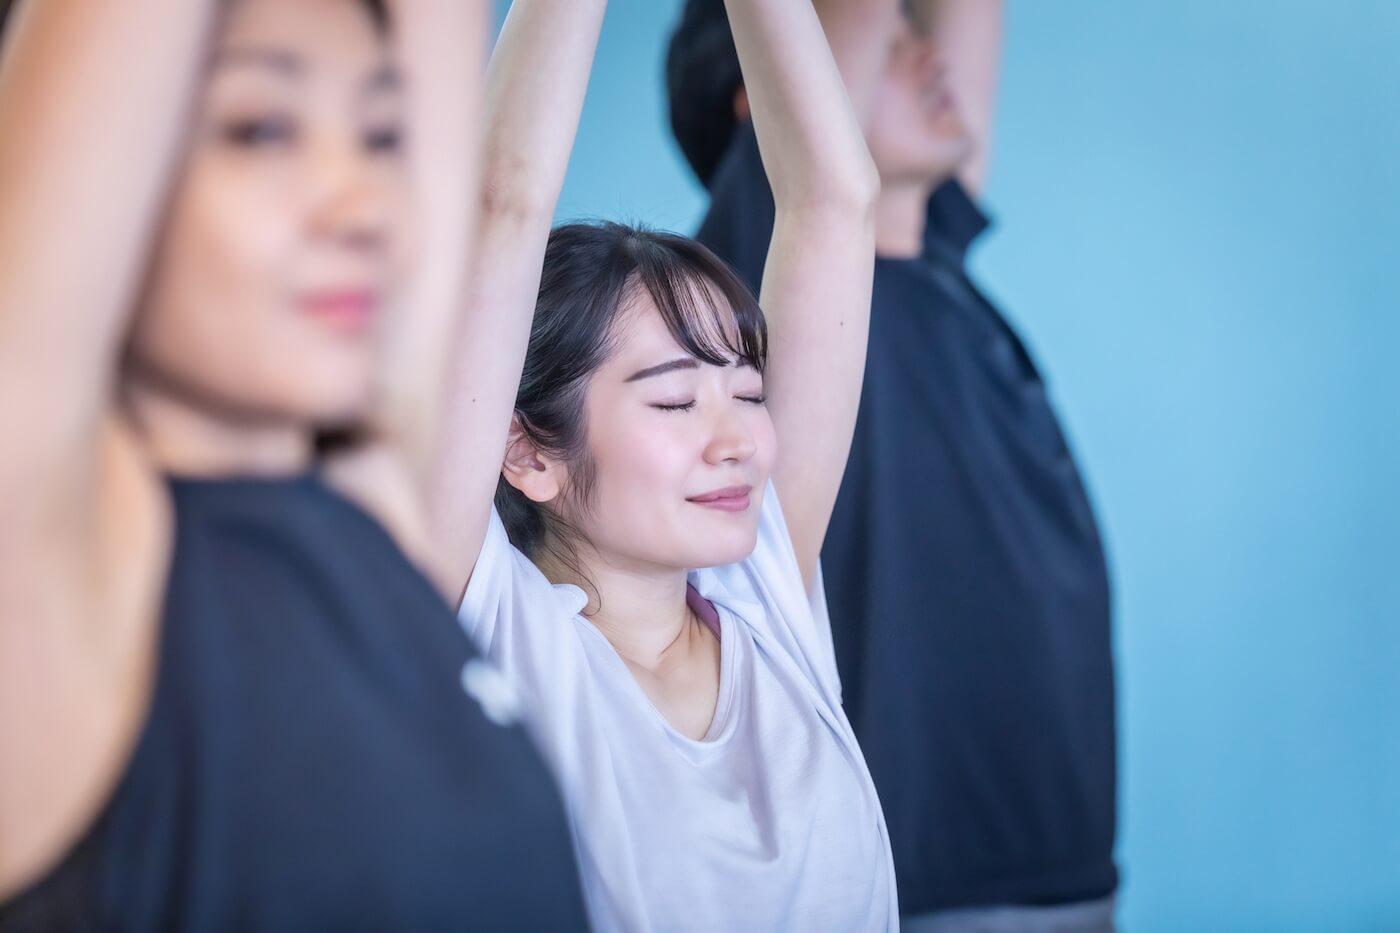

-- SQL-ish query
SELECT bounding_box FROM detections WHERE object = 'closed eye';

[651,401,696,412]
[363,124,403,154]
[222,116,297,148]
[737,394,766,405]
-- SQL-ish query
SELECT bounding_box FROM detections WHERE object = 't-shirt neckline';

[574,583,740,747]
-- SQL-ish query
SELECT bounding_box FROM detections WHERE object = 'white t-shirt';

[457,484,898,933]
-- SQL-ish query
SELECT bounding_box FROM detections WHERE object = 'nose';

[915,40,945,86]
[703,400,759,466]
[307,134,394,253]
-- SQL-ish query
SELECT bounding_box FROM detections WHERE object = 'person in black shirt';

[0,1,587,929]
[668,1,1118,929]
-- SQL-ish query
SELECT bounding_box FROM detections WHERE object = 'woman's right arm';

[430,0,606,601]
[812,0,903,119]
[0,0,219,896]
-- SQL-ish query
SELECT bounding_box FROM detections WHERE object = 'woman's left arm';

[322,0,488,572]
[725,0,882,589]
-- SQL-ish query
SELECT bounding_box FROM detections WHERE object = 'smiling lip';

[299,289,379,333]
[687,485,752,512]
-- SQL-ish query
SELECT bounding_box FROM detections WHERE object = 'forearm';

[725,0,880,211]
[369,0,488,481]
[477,0,607,220]
[430,0,607,596]
[0,0,219,446]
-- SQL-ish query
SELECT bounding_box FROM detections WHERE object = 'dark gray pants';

[901,897,1116,933]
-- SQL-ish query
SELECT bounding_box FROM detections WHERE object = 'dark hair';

[0,0,18,43]
[665,0,743,189]
[497,221,767,573]
[668,0,924,188]
[358,0,390,35]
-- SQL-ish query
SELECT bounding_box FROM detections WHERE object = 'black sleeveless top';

[0,475,588,932]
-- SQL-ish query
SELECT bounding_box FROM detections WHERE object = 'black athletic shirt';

[0,474,589,932]
[697,124,1117,914]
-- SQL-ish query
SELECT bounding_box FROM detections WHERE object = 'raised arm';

[0,0,219,895]
[918,0,1003,196]
[725,0,880,587]
[810,0,1002,195]
[812,0,903,119]
[430,0,607,598]
[320,0,488,563]
[0,0,215,480]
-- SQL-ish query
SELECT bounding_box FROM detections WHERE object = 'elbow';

[848,154,882,214]
[778,154,881,222]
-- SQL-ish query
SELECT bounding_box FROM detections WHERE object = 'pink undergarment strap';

[686,584,721,641]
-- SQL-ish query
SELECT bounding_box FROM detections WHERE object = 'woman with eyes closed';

[0,0,587,929]
[438,0,895,929]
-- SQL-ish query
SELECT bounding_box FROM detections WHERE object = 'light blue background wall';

[520,1,1400,928]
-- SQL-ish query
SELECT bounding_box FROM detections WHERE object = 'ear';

[501,416,565,504]
[733,84,750,122]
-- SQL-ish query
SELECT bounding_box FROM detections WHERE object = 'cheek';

[572,407,698,553]
[140,156,296,345]
[128,157,371,420]
[174,155,296,297]
[869,78,962,162]
[381,169,414,284]
[752,409,779,478]
[867,94,921,166]
[588,411,696,503]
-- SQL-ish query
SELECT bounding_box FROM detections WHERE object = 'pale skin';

[927,0,1003,196]
[0,0,486,898]
[436,0,879,739]
[429,0,608,597]
[531,298,775,739]
[860,0,1004,256]
[737,0,1002,258]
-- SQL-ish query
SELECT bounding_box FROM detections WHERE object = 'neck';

[538,541,697,671]
[121,372,313,478]
[874,179,937,259]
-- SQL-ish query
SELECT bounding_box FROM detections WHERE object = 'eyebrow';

[213,51,400,95]
[214,48,304,77]
[624,358,700,383]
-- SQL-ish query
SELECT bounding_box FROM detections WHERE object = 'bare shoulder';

[0,416,171,897]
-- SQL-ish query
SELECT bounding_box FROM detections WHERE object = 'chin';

[933,138,975,177]
[280,359,376,421]
[684,523,761,571]
[250,379,372,435]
